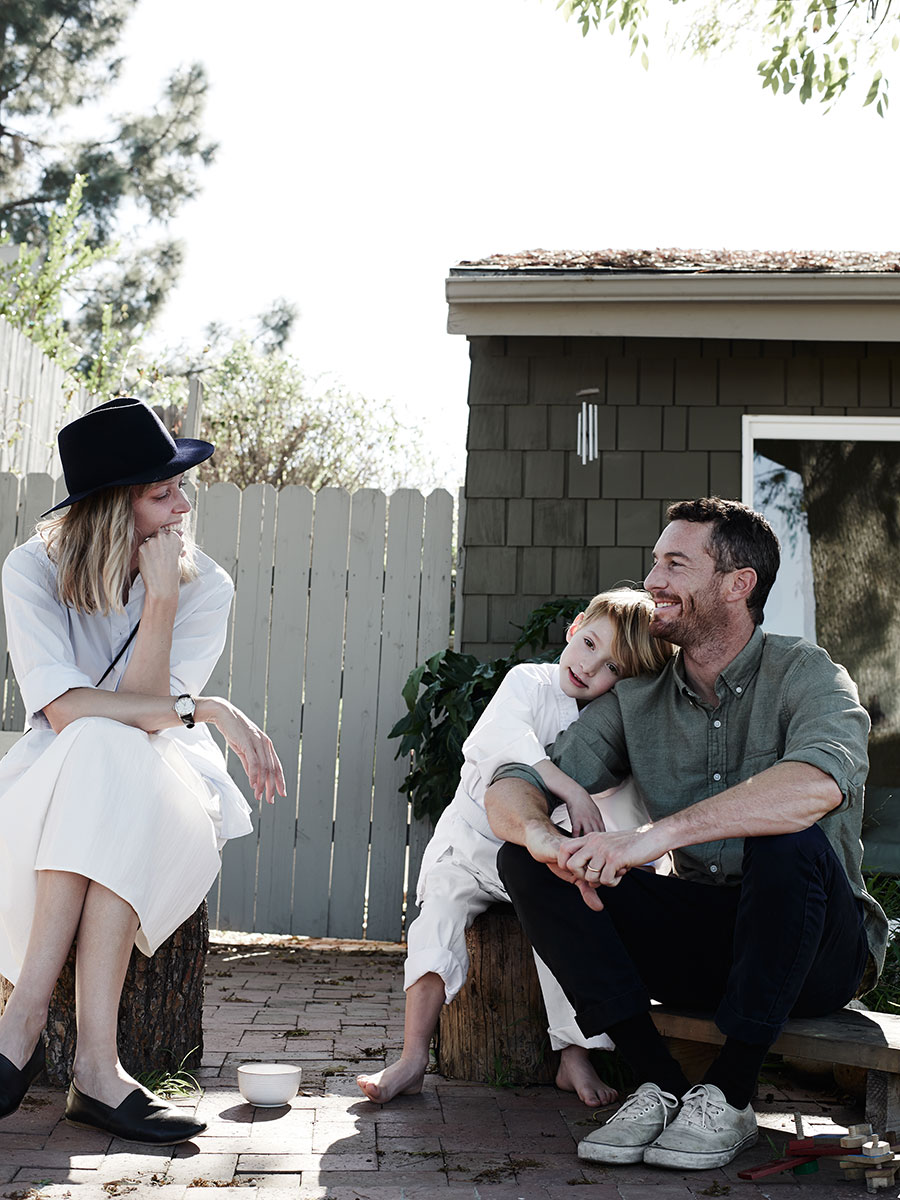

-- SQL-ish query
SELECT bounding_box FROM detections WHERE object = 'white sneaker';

[643,1083,758,1169]
[578,1082,681,1164]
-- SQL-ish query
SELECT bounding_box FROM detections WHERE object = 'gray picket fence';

[0,317,90,475]
[0,473,453,942]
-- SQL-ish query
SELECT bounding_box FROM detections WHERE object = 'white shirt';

[0,536,252,839]
[450,661,577,842]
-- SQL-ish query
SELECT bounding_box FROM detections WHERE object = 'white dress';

[0,536,253,985]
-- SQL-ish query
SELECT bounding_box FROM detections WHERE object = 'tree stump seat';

[0,903,208,1086]
[436,902,555,1085]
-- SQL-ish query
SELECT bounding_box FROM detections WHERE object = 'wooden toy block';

[852,1123,875,1136]
[867,1166,900,1192]
[788,1140,846,1156]
[737,1155,816,1180]
[842,1134,869,1148]
[864,1139,892,1156]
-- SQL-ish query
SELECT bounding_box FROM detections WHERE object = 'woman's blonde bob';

[37,483,198,615]
[575,588,674,679]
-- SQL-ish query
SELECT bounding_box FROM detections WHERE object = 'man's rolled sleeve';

[777,648,870,811]
[490,761,553,805]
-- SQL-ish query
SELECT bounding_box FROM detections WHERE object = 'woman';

[0,397,285,1144]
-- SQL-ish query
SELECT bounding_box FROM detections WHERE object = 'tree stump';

[0,903,208,1086]
[436,902,555,1085]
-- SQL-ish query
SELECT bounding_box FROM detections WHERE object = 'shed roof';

[446,249,900,341]
[454,248,900,274]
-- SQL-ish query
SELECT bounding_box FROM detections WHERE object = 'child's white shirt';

[416,662,577,903]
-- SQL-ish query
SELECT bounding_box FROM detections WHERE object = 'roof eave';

[445,270,900,342]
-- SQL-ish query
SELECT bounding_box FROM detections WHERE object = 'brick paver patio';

[0,933,879,1198]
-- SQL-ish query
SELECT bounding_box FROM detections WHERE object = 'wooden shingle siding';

[460,335,900,656]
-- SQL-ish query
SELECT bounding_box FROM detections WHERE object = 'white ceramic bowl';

[237,1062,302,1107]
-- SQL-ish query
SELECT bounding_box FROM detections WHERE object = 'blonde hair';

[37,484,197,614]
[576,589,673,679]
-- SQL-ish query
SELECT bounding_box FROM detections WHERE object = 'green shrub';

[861,874,900,1013]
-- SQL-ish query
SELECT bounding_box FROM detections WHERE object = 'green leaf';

[401,663,427,711]
[864,73,882,107]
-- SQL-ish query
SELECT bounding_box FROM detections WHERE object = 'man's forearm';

[560,760,845,892]
[484,776,569,865]
[652,761,841,855]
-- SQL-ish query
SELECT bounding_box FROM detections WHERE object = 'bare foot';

[356,1055,428,1103]
[555,1045,618,1107]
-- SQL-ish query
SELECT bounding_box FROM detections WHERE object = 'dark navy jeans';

[497,824,870,1047]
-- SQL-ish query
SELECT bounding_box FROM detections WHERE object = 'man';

[485,497,886,1171]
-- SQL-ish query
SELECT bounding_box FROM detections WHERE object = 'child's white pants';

[406,830,612,1052]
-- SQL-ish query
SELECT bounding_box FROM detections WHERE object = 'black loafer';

[0,1039,45,1119]
[65,1082,206,1144]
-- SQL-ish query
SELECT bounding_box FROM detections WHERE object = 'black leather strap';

[96,621,141,687]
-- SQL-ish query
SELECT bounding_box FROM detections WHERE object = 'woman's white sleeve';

[1,551,93,722]
[462,668,548,792]
[168,562,234,696]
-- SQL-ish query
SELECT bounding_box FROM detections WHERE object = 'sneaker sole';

[643,1129,758,1169]
[578,1137,651,1164]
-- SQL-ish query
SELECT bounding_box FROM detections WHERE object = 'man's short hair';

[665,497,780,626]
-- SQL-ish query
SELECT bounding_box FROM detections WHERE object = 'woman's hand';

[136,528,183,602]
[198,697,286,805]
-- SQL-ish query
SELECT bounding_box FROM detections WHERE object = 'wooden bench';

[651,1004,900,1130]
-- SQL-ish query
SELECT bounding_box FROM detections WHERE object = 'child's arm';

[534,758,606,836]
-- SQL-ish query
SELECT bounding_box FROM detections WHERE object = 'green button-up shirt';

[494,627,887,975]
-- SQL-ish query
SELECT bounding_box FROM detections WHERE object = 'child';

[357,589,673,1106]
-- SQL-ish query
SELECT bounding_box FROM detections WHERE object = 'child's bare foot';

[555,1045,618,1107]
[356,1055,428,1103]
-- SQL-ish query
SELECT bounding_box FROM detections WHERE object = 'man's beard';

[652,583,727,649]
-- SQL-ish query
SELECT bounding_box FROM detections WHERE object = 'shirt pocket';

[731,748,778,785]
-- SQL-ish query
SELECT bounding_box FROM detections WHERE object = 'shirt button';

[735,686,743,694]
[710,864,719,874]
[713,720,721,728]
[713,772,721,781]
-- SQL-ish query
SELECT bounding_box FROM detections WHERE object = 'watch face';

[175,696,194,717]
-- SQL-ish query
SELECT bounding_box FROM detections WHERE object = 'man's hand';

[558,826,667,907]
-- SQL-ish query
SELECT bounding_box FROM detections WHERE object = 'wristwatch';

[173,694,196,729]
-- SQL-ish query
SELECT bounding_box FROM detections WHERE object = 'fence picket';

[254,485,314,934]
[216,484,277,932]
[367,490,426,941]
[327,489,388,938]
[0,318,89,475]
[292,488,351,934]
[0,473,19,729]
[404,488,454,923]
[196,483,241,707]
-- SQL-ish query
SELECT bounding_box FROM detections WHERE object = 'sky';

[99,0,900,488]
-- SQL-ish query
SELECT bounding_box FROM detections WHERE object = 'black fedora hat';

[42,397,215,517]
